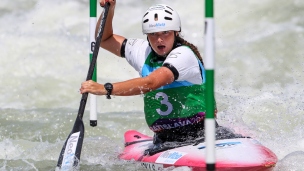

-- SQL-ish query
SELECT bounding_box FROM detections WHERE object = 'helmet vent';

[143,12,149,17]
[165,10,172,15]
[143,19,149,23]
[164,17,172,21]
[154,13,158,21]
[166,6,173,11]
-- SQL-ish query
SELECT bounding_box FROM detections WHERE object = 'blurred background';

[0,0,303,170]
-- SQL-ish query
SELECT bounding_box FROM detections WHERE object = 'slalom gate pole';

[89,0,98,127]
[204,0,216,170]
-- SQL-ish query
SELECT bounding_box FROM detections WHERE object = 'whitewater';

[0,0,303,170]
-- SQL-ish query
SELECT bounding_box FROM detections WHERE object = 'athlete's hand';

[80,80,106,95]
[100,0,116,7]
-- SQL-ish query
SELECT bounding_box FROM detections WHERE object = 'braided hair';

[175,34,204,66]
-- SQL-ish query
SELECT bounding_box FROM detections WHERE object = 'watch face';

[104,83,113,99]
[105,83,113,90]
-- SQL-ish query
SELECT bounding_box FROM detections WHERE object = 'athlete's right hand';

[80,80,106,96]
[100,0,116,7]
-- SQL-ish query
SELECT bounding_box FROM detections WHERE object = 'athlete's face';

[147,31,177,56]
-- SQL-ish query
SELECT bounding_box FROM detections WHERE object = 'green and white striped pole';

[89,0,97,127]
[204,0,216,170]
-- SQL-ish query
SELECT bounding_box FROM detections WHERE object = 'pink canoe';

[119,130,277,171]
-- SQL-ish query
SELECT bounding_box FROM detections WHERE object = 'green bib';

[141,52,208,127]
[144,84,207,126]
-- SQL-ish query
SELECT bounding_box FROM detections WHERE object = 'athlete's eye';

[148,33,156,36]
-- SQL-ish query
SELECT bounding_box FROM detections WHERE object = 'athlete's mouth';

[157,45,166,50]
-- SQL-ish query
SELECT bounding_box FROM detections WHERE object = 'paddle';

[56,2,110,170]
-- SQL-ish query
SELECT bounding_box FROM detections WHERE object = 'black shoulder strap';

[120,39,127,57]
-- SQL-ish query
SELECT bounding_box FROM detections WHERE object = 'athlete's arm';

[96,0,126,57]
[80,67,175,96]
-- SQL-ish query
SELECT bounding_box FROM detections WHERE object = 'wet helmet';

[142,4,181,34]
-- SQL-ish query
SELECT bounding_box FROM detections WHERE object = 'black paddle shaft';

[56,2,110,169]
[78,2,110,119]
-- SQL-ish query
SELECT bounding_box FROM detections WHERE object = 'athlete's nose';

[157,37,163,43]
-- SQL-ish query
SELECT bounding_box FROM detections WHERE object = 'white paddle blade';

[60,132,81,170]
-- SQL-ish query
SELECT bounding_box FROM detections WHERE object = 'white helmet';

[142,4,181,34]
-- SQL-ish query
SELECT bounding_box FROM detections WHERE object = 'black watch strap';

[104,83,113,99]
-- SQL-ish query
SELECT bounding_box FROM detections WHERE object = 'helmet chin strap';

[147,32,181,59]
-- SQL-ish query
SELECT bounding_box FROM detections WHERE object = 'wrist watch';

[104,83,113,99]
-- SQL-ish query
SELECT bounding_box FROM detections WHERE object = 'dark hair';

[176,35,204,66]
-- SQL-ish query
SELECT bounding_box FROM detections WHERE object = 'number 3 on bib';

[155,92,173,116]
